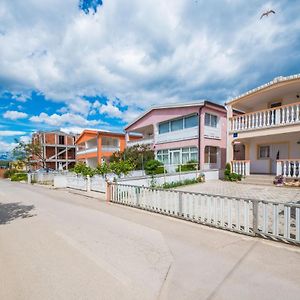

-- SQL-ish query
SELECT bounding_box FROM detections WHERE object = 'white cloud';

[60,126,106,135]
[19,135,31,143]
[0,130,26,136]
[0,0,300,125]
[98,100,122,118]
[29,112,100,127]
[0,140,17,151]
[3,110,28,120]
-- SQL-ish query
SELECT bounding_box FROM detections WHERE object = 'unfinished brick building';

[31,131,77,170]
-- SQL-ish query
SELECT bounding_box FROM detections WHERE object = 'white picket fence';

[108,183,300,245]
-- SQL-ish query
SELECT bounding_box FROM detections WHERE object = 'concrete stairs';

[239,174,275,186]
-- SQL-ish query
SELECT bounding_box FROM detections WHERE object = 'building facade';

[75,130,139,167]
[32,131,77,170]
[226,74,300,178]
[125,101,227,171]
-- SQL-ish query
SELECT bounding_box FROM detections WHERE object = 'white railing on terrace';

[101,146,120,152]
[127,138,154,147]
[108,183,300,245]
[231,160,250,176]
[76,147,97,155]
[230,102,300,132]
[277,160,300,178]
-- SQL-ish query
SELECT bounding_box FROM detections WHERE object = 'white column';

[226,105,234,163]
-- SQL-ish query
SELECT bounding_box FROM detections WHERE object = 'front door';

[270,143,288,174]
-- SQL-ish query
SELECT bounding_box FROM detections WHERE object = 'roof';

[75,129,126,144]
[125,100,225,130]
[226,74,300,106]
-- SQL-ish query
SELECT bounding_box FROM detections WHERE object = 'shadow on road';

[0,202,36,225]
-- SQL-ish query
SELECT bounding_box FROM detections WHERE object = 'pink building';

[125,101,227,170]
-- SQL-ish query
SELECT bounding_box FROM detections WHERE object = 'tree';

[110,144,155,170]
[12,139,45,169]
[110,160,135,177]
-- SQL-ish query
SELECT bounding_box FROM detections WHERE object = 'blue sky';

[0,0,300,152]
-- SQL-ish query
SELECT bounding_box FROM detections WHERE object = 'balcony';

[127,138,154,147]
[76,147,97,155]
[101,146,120,152]
[230,102,300,132]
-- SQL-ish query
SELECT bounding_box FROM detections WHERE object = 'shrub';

[161,178,199,189]
[73,162,96,177]
[176,160,198,172]
[96,162,111,177]
[10,173,27,181]
[145,159,164,175]
[223,163,242,182]
[4,169,18,178]
[110,160,135,177]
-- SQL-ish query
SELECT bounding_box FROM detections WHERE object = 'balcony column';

[153,124,158,144]
[226,104,234,163]
[97,134,102,165]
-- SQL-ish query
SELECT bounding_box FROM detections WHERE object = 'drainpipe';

[198,105,203,171]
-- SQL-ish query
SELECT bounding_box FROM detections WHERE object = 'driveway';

[0,180,300,299]
[177,180,300,203]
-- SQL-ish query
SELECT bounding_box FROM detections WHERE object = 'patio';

[176,180,300,203]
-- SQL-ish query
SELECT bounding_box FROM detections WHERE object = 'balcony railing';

[127,138,154,147]
[76,147,97,155]
[231,160,250,177]
[277,160,300,178]
[101,146,120,152]
[230,102,300,132]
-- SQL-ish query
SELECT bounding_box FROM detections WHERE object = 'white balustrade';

[276,160,300,178]
[230,102,300,132]
[109,183,300,244]
[231,160,250,176]
[127,138,154,147]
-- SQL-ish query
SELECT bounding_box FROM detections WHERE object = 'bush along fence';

[107,183,300,245]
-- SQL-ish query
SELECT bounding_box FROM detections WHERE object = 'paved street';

[0,180,300,300]
[177,180,300,203]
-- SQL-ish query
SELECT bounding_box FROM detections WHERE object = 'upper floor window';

[58,135,65,145]
[159,122,169,134]
[205,113,218,128]
[158,114,198,134]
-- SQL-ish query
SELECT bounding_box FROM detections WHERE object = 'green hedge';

[10,173,27,182]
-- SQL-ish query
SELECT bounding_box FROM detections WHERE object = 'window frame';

[204,113,218,128]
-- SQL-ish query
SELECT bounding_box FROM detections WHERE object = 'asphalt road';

[0,180,299,300]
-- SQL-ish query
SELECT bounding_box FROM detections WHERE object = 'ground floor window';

[258,145,270,159]
[204,146,218,164]
[156,147,198,165]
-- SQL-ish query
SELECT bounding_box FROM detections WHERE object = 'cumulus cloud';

[29,112,100,127]
[3,110,28,120]
[0,140,17,151]
[0,0,300,125]
[0,130,26,136]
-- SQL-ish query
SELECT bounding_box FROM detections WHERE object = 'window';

[205,146,218,164]
[171,118,183,131]
[205,113,218,128]
[159,122,169,134]
[157,149,169,164]
[185,115,198,128]
[259,145,270,159]
[58,135,65,145]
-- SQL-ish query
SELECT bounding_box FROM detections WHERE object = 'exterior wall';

[240,132,300,174]
[200,106,227,170]
[126,102,227,170]
[31,131,76,170]
[75,131,127,165]
[126,107,200,132]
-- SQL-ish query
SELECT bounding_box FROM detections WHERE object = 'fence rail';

[109,183,300,245]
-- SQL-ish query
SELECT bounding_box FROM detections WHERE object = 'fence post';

[252,200,259,235]
[27,173,31,184]
[106,181,111,202]
[178,191,183,217]
[86,175,91,192]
